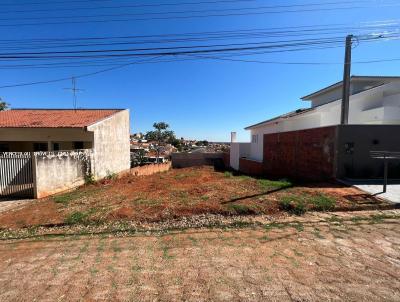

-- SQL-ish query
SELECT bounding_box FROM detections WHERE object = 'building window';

[251,134,259,144]
[53,143,60,151]
[33,143,48,152]
[73,141,84,149]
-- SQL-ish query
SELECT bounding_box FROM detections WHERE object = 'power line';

[0,0,254,7]
[0,56,163,89]
[0,19,397,43]
[0,33,395,60]
[1,26,397,51]
[0,36,347,56]
[0,3,398,27]
[0,0,372,15]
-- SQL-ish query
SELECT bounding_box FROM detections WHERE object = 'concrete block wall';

[33,150,91,198]
[171,152,224,168]
[129,162,171,177]
[263,126,337,180]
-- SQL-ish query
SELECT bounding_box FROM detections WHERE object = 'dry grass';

[0,166,389,229]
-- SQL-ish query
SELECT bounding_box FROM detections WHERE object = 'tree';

[0,98,8,111]
[145,122,176,162]
[195,140,209,147]
[131,149,147,167]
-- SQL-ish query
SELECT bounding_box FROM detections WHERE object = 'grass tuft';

[279,196,306,216]
[309,194,335,211]
[224,171,233,178]
[258,179,292,190]
[65,211,89,225]
[226,203,255,215]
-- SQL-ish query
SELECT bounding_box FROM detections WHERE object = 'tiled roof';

[0,109,123,128]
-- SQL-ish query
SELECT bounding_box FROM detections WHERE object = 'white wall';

[88,110,131,179]
[33,150,91,198]
[230,142,251,170]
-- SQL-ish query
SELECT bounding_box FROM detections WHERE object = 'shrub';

[310,194,335,211]
[291,201,306,216]
[279,196,306,216]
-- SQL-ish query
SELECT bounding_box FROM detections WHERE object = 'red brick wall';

[263,126,337,180]
[239,158,264,176]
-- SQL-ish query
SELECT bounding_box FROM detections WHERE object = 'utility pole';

[64,77,84,111]
[340,34,353,125]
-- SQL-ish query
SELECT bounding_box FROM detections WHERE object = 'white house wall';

[87,110,131,179]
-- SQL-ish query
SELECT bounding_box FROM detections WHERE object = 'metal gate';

[0,152,34,198]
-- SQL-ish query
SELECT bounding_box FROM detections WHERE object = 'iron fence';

[0,152,34,198]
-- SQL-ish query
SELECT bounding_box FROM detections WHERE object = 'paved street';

[1,210,399,302]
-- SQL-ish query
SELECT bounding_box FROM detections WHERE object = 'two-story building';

[230,76,400,180]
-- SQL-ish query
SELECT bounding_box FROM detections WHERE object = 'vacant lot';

[0,210,399,301]
[0,166,389,229]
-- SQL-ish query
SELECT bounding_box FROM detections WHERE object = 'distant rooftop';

[0,109,123,128]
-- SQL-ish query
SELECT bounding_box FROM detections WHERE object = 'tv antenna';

[64,77,84,110]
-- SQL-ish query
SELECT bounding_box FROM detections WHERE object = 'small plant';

[310,194,335,211]
[278,196,306,216]
[105,170,118,180]
[65,211,89,225]
[292,201,306,215]
[224,171,233,178]
[85,173,96,185]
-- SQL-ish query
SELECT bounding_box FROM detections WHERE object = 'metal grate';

[0,152,34,199]
[370,151,400,159]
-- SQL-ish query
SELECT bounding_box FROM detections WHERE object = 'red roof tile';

[0,109,123,128]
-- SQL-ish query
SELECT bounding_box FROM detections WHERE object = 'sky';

[0,0,400,142]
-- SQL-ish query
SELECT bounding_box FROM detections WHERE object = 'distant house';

[0,109,130,198]
[230,76,400,179]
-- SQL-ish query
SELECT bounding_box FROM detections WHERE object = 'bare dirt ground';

[1,210,399,302]
[0,167,390,229]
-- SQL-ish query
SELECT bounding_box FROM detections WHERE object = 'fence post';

[31,152,39,199]
[383,156,388,193]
